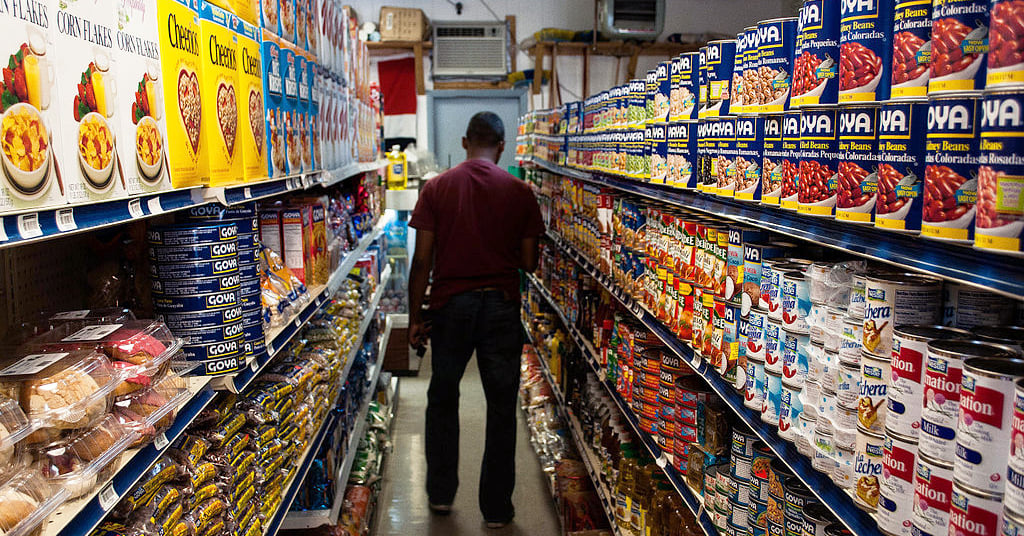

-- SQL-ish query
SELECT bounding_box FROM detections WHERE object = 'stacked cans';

[633,344,664,437]
[148,220,245,376]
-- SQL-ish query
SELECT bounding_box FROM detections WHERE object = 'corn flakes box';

[199,1,242,186]
[261,32,285,177]
[53,0,129,204]
[115,0,172,195]
[235,17,265,182]
[279,0,295,47]
[157,0,203,187]
[258,0,277,37]
[0,0,67,215]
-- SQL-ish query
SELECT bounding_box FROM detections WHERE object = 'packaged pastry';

[0,469,68,536]
[33,414,136,499]
[114,373,190,445]
[0,396,34,477]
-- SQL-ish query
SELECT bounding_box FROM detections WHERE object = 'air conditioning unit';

[432,21,510,78]
[597,0,665,41]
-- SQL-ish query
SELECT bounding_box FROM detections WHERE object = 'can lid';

[895,325,972,342]
[802,502,838,524]
[928,339,1021,359]
[963,357,1024,379]
[972,325,1024,346]
[825,522,853,536]
[866,272,943,286]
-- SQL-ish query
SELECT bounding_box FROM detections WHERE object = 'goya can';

[988,0,1024,87]
[668,121,698,189]
[649,123,669,184]
[728,227,767,306]
[798,106,839,217]
[732,30,751,115]
[149,256,241,280]
[715,116,738,198]
[888,325,971,440]
[645,69,658,125]
[152,288,241,313]
[742,25,763,115]
[792,0,841,107]
[862,273,943,359]
[699,47,710,118]
[949,484,1005,536]
[654,60,672,123]
[734,115,764,202]
[671,52,699,121]
[928,0,989,93]
[975,89,1024,254]
[779,111,802,209]
[955,357,1024,496]
[747,309,769,361]
[742,242,791,315]
[762,114,786,205]
[149,240,239,263]
[159,305,244,331]
[836,104,880,223]
[147,222,239,246]
[879,433,918,536]
[876,99,928,232]
[758,17,800,113]
[890,0,933,99]
[839,0,895,102]
[912,454,955,536]
[705,39,737,118]
[152,273,242,297]
[698,118,715,193]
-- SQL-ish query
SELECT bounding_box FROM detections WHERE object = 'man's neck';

[465,149,499,163]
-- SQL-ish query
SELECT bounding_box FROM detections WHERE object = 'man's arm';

[408,229,435,348]
[521,235,539,273]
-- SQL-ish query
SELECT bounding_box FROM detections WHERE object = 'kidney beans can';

[797,106,840,216]
[975,89,1024,253]
[928,0,990,93]
[704,40,737,118]
[734,115,764,202]
[888,325,971,440]
[879,433,918,536]
[671,52,700,121]
[766,319,785,374]
[792,0,841,107]
[758,17,800,113]
[912,454,955,535]
[781,380,805,441]
[988,1,1024,87]
[862,273,943,359]
[875,99,929,231]
[955,356,1024,496]
[840,317,865,364]
[764,370,784,426]
[778,111,802,210]
[715,116,739,198]
[762,114,787,205]
[922,93,981,241]
[890,0,933,99]
[950,483,1005,536]
[835,104,881,223]
[839,0,895,103]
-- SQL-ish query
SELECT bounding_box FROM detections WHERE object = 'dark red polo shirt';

[409,158,545,309]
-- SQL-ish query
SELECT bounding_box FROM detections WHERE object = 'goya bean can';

[728,226,767,306]
[862,273,943,359]
[734,115,764,202]
[743,242,791,315]
[876,99,928,232]
[928,0,989,93]
[836,104,880,223]
[987,0,1024,88]
[955,357,1024,496]
[975,89,1024,254]
[732,30,751,115]
[792,0,841,107]
[705,39,737,118]
[879,433,918,536]
[649,123,669,184]
[888,325,971,440]
[758,17,800,113]
[671,52,700,121]
[798,106,840,216]
[699,47,710,118]
[922,94,982,241]
[890,0,933,99]
[949,483,1005,536]
[149,240,239,263]
[668,121,698,189]
[839,0,895,102]
[780,110,803,209]
[654,60,672,123]
[147,222,239,246]
[912,454,955,535]
[762,114,786,205]
[715,116,739,198]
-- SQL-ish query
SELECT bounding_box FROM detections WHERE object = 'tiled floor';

[373,353,561,535]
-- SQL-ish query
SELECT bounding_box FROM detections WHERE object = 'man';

[407,112,545,529]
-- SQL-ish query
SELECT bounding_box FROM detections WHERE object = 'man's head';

[462,112,505,163]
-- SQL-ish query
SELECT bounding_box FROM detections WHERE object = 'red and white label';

[1010,388,1024,474]
[889,334,927,438]
[949,486,1003,536]
[912,459,953,533]
[955,368,1017,496]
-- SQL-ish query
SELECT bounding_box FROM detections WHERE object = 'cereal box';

[0,0,67,214]
[296,50,310,172]
[234,0,258,27]
[115,0,172,195]
[306,0,316,54]
[261,31,285,177]
[281,40,301,174]
[53,0,130,204]
[279,0,295,46]
[235,16,265,182]
[157,0,203,187]
[199,1,242,186]
[294,0,305,50]
[257,0,277,36]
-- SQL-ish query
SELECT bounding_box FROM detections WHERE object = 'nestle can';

[875,99,929,232]
[922,93,982,242]
[1009,378,1024,513]
[921,340,1020,463]
[822,350,841,392]
[798,106,840,217]
[766,319,785,374]
[862,273,944,359]
[912,454,955,535]
[147,222,239,246]
[783,330,811,384]
[825,307,845,352]
[837,360,862,409]
[852,427,885,511]
[748,356,769,411]
[955,356,1024,495]
[835,406,859,448]
[798,413,818,456]
[976,89,1024,254]
[835,104,881,223]
[889,325,972,440]
[809,343,827,385]
[813,428,837,474]
[734,115,764,202]
[839,0,895,102]
[943,282,1019,329]
[840,317,865,364]
[890,0,933,99]
[705,39,737,118]
[671,52,700,121]
[764,370,784,426]
[809,303,828,344]
[781,380,806,441]
[715,116,739,198]
[802,503,838,536]
[1004,510,1024,536]
[857,352,891,433]
[780,110,802,209]
[879,433,918,536]
[848,273,870,319]
[928,0,990,93]
[763,114,787,205]
[667,121,698,189]
[758,17,800,113]
[792,0,841,107]
[950,483,1005,536]
[974,325,1024,353]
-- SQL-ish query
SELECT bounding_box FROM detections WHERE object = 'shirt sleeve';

[408,181,434,231]
[521,187,546,238]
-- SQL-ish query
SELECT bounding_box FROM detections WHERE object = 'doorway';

[426,89,529,173]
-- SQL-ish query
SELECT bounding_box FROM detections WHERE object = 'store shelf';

[543,231,882,536]
[524,156,1024,300]
[221,220,387,393]
[564,412,621,534]
[204,161,384,206]
[323,161,387,189]
[45,376,217,536]
[521,317,565,409]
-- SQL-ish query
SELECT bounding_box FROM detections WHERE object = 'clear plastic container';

[33,414,137,499]
[9,308,137,346]
[0,396,33,480]
[113,373,190,447]
[0,469,69,536]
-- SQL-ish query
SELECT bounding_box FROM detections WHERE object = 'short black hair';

[465,112,504,147]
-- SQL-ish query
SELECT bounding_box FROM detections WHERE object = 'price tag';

[56,208,77,232]
[128,198,144,219]
[17,213,42,239]
[293,317,301,328]
[153,432,169,450]
[147,197,164,214]
[266,344,274,356]
[250,359,259,372]
[98,483,119,511]
[62,324,123,342]
[243,187,252,199]
[0,352,69,376]
[52,310,90,320]
[656,455,668,468]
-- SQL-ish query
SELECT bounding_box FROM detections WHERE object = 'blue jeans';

[425,289,523,521]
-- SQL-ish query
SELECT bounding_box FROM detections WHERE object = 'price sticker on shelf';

[153,432,169,450]
[147,197,164,214]
[128,198,144,219]
[17,213,42,239]
[250,359,259,372]
[56,208,77,232]
[266,344,274,356]
[656,455,667,468]
[243,187,252,199]
[63,324,123,342]
[630,302,643,317]
[294,317,302,328]
[98,483,119,511]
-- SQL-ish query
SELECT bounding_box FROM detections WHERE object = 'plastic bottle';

[386,145,407,190]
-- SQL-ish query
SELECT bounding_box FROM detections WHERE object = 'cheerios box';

[0,0,67,215]
[157,0,204,187]
[261,31,286,177]
[53,0,129,204]
[199,1,242,186]
[115,0,172,195]
[233,0,258,27]
[234,16,266,182]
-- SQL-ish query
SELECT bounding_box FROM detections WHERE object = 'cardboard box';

[158,0,204,188]
[378,7,429,42]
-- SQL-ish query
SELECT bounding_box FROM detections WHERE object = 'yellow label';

[718,187,735,199]
[158,0,204,187]
[735,192,756,201]
[988,71,1024,87]
[836,210,872,223]
[236,18,267,182]
[798,204,834,216]
[791,95,822,107]
[762,195,781,206]
[975,233,1021,252]
[890,86,927,99]
[921,224,969,241]
[929,79,978,93]
[201,2,243,186]
[875,217,907,230]
[763,104,784,113]
[650,177,665,185]
[839,92,877,103]
[780,198,799,210]
[234,0,259,26]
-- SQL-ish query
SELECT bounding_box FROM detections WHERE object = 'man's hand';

[409,317,431,351]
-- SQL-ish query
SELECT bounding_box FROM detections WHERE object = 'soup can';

[766,319,785,374]
[921,93,981,242]
[792,0,841,107]
[839,317,864,364]
[888,325,971,440]
[862,273,944,358]
[950,483,1005,536]
[928,0,990,93]
[955,356,1024,496]
[764,370,784,426]
[889,1,932,100]
[797,106,839,217]
[859,352,891,433]
[747,356,768,411]
[988,0,1024,88]
[913,453,955,535]
[876,99,929,233]
[853,427,885,511]
[878,433,918,536]
[976,89,1024,254]
[780,380,805,441]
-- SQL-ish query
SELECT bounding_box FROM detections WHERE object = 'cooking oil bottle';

[386,145,407,190]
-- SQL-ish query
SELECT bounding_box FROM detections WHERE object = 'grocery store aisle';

[374,351,561,535]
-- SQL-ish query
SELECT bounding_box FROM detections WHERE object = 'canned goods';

[733,454,754,483]
[808,303,828,345]
[921,340,1020,463]
[822,350,840,392]
[194,353,244,376]
[704,39,737,118]
[890,1,933,99]
[876,99,928,232]
[175,321,245,346]
[943,282,1019,329]
[783,330,811,384]
[974,325,1024,352]
[928,0,990,93]
[733,27,755,116]
[853,427,885,511]
[1004,508,1024,536]
[779,111,802,209]
[922,93,982,241]
[813,429,837,473]
[808,262,832,304]
[762,115,786,205]
[747,309,769,361]
[148,240,239,263]
[839,317,864,364]
[159,305,244,330]
[863,273,943,358]
[955,357,1024,496]
[976,89,1024,254]
[183,203,256,222]
[152,289,240,313]
[649,123,669,184]
[149,256,240,280]
[768,493,787,527]
[764,371,784,426]
[729,499,748,529]
[837,361,861,409]
[147,222,239,246]
[747,356,768,411]
[824,307,845,352]
[825,524,853,536]
[797,413,818,457]
[766,260,799,320]
[888,325,971,439]
[848,273,869,319]
[750,497,770,528]
[758,17,800,113]
[839,0,894,102]
[780,380,805,441]
[1007,379,1024,513]
[802,503,838,536]
[769,458,794,499]
[179,331,246,361]
[734,428,760,458]
[835,445,857,488]
[792,0,841,107]
[798,107,839,217]
[834,415,858,450]
[808,342,826,385]
[714,117,739,198]
[859,352,891,433]
[804,380,823,415]
[734,115,764,202]
[988,1,1024,88]
[152,273,242,297]
[836,104,881,224]
[767,320,785,374]
[745,243,791,315]
[950,483,1005,536]
[668,121,699,189]
[782,271,811,332]
[671,52,699,122]
[879,433,918,536]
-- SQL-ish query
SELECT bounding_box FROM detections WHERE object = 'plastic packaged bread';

[0,469,68,536]
[32,414,137,499]
[0,396,33,478]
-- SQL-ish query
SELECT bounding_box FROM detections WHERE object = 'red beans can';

[988,0,1024,87]
[836,103,881,223]
[876,99,929,232]
[839,0,895,102]
[922,93,981,242]
[975,89,1024,254]
[758,17,800,113]
[704,39,737,118]
[890,0,933,99]
[792,0,841,107]
[798,106,840,217]
[762,114,786,205]
[879,433,918,536]
[779,111,803,209]
[928,0,990,93]
[888,325,971,440]
[697,118,712,193]
[950,483,1005,536]
[955,356,1024,496]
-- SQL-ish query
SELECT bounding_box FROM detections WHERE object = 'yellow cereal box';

[199,1,242,186]
[157,0,203,187]
[235,17,265,182]
[234,0,258,27]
